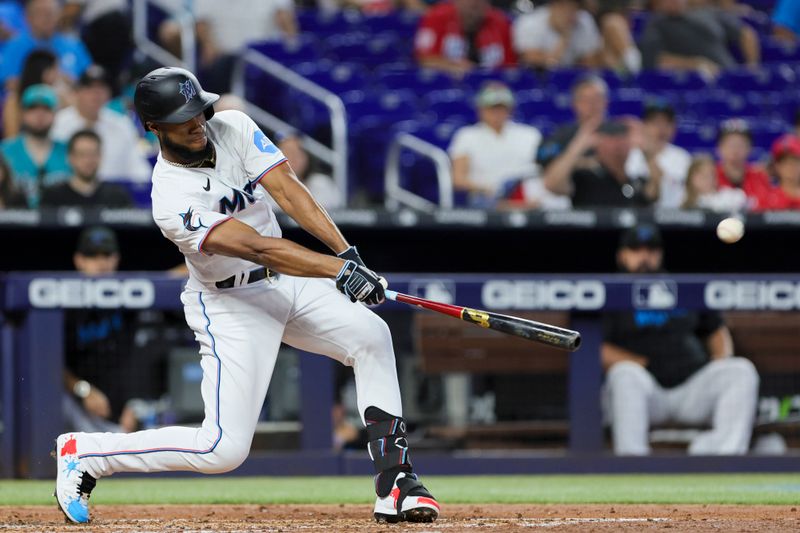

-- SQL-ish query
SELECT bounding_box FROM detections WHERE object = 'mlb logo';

[633,280,677,309]
[409,280,455,304]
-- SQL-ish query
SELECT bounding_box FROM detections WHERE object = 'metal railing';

[384,133,454,211]
[132,0,196,73]
[231,49,349,200]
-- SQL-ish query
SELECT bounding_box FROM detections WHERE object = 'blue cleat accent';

[66,498,90,523]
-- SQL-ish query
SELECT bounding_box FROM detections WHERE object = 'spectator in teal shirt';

[0,0,91,87]
[773,0,800,43]
[0,84,71,208]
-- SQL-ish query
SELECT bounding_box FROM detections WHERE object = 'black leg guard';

[364,407,412,497]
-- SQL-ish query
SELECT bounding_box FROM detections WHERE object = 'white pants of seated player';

[73,275,401,478]
[605,358,759,456]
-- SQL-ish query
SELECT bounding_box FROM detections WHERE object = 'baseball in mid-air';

[716,217,745,244]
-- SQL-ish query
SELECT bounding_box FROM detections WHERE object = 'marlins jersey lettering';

[151,110,287,288]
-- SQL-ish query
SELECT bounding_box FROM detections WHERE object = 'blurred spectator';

[625,99,691,208]
[539,75,610,194]
[603,223,759,455]
[40,129,133,208]
[62,1,132,82]
[276,129,343,210]
[772,0,800,44]
[160,0,298,94]
[0,84,70,208]
[214,93,247,113]
[764,135,800,210]
[715,118,772,211]
[681,153,747,211]
[586,0,642,74]
[0,0,26,43]
[3,48,62,138]
[51,65,152,183]
[0,0,92,87]
[512,0,603,69]
[562,120,656,207]
[414,0,515,76]
[640,0,760,77]
[0,153,28,208]
[448,82,541,204]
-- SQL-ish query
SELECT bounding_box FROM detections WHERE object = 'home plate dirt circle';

[2,504,798,532]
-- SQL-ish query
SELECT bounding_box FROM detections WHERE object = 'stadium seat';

[296,9,364,36]
[324,32,407,68]
[374,67,457,95]
[636,70,709,93]
[362,12,421,37]
[249,35,322,66]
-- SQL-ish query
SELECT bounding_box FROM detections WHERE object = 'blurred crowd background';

[1,0,800,213]
[3,0,800,459]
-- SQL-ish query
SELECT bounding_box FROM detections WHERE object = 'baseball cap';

[597,119,629,136]
[21,84,57,110]
[643,98,676,121]
[77,226,119,256]
[78,64,110,88]
[771,134,800,161]
[475,82,515,108]
[619,224,663,250]
[718,118,751,142]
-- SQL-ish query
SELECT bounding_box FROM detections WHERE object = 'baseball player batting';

[54,67,439,524]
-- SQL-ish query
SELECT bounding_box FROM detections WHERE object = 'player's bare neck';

[162,143,217,169]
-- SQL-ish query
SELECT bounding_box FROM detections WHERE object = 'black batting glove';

[337,245,365,267]
[336,260,386,305]
[337,246,387,305]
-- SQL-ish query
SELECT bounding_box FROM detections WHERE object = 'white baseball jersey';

[151,110,287,289]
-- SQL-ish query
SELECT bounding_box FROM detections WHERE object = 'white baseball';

[716,217,744,244]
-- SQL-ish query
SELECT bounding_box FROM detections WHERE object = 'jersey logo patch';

[254,130,278,154]
[180,207,207,232]
[219,182,256,215]
[178,79,196,102]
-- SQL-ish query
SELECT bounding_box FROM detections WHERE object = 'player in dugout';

[602,224,760,456]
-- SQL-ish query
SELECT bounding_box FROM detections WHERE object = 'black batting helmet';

[134,67,219,125]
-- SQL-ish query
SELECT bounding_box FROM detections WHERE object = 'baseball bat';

[384,290,581,351]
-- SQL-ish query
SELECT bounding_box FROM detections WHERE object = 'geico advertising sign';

[28,278,156,309]
[705,281,800,310]
[482,280,605,310]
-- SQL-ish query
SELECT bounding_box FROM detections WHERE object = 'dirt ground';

[1,504,798,532]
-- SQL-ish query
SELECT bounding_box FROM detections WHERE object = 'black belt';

[215,267,273,289]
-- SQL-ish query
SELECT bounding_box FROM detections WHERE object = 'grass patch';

[2,474,800,506]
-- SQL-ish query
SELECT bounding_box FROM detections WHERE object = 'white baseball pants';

[605,358,759,455]
[73,274,402,478]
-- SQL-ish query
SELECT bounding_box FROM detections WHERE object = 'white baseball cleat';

[53,433,96,523]
[373,472,440,523]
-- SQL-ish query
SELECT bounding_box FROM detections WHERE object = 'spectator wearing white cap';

[51,65,152,183]
[449,82,555,208]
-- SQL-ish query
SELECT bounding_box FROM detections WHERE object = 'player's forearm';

[707,326,734,360]
[202,217,345,277]
[279,184,349,254]
[739,26,760,66]
[601,342,648,371]
[247,237,345,277]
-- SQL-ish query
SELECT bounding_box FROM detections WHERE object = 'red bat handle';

[390,291,464,319]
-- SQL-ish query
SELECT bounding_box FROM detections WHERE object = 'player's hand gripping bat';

[384,290,581,351]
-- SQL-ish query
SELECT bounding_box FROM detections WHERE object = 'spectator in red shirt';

[715,119,773,211]
[765,134,800,210]
[414,0,515,76]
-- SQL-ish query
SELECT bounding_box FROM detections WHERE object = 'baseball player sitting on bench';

[603,224,760,455]
[54,67,439,525]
